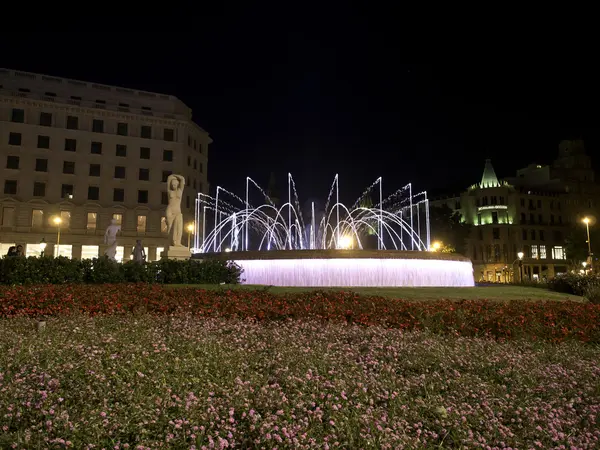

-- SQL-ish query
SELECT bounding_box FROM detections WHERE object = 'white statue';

[104,218,121,260]
[166,174,185,247]
[131,240,146,263]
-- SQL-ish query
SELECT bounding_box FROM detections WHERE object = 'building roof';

[480,159,500,188]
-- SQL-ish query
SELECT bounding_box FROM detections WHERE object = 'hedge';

[0,256,242,285]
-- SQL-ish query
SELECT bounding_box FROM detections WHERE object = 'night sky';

[2,30,599,204]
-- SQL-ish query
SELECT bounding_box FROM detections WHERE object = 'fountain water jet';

[193,175,474,287]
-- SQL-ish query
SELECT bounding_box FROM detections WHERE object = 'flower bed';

[1,316,599,448]
[1,284,599,343]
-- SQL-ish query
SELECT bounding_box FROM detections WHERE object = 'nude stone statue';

[166,174,185,247]
[104,218,121,260]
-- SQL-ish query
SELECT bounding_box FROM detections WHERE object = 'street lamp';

[39,238,47,257]
[431,241,442,252]
[516,251,524,283]
[186,223,194,249]
[582,217,593,271]
[53,216,62,257]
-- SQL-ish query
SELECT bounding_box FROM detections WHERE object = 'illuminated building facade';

[0,68,210,260]
[433,140,598,282]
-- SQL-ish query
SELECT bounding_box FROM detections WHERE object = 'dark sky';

[2,30,599,204]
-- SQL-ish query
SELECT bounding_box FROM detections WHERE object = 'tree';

[429,205,472,255]
[564,225,600,269]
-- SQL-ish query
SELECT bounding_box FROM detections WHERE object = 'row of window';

[0,242,165,262]
[5,150,202,174]
[7,132,201,165]
[477,210,565,226]
[3,180,195,208]
[473,244,566,262]
[476,197,569,211]
[519,212,563,225]
[477,196,506,207]
[480,227,563,242]
[4,157,202,188]
[9,108,188,144]
[1,208,172,235]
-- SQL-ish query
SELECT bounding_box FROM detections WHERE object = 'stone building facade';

[0,68,210,261]
[432,140,598,282]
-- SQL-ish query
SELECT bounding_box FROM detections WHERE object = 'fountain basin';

[195,250,474,287]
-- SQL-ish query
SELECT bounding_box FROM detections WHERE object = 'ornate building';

[0,68,210,261]
[432,140,598,282]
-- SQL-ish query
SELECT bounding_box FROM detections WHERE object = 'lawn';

[168,284,584,302]
[1,316,599,448]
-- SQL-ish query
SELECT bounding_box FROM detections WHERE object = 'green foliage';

[82,257,125,284]
[429,204,472,254]
[584,280,600,304]
[547,272,600,296]
[0,256,84,285]
[564,225,599,268]
[0,256,241,286]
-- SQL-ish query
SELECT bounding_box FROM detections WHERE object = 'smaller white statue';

[131,240,146,263]
[104,219,121,261]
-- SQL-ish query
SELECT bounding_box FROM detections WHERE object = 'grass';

[167,284,584,302]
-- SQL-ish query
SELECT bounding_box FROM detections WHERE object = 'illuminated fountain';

[192,174,474,287]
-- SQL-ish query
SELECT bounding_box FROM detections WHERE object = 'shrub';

[82,257,125,283]
[0,256,241,285]
[0,256,83,285]
[584,279,600,304]
[547,273,599,296]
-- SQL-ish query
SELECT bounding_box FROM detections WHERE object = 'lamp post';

[39,238,47,257]
[517,251,524,283]
[53,216,62,257]
[583,217,593,272]
[186,223,194,249]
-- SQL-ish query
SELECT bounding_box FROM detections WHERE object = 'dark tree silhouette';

[429,205,472,254]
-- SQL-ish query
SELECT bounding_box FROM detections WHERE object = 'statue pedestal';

[162,246,191,261]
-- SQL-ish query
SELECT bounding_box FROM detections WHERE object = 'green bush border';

[0,256,242,285]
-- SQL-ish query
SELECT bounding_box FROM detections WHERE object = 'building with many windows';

[0,68,210,261]
[432,140,599,282]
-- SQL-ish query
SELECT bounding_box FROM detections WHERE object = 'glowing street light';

[338,235,353,250]
[582,217,593,271]
[431,241,442,252]
[53,216,62,257]
[186,223,195,249]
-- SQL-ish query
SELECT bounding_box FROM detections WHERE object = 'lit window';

[531,245,539,259]
[0,243,16,255]
[81,245,99,259]
[156,247,164,261]
[112,214,123,226]
[87,212,97,230]
[552,246,565,260]
[32,209,44,228]
[137,215,147,233]
[539,245,546,259]
[54,244,73,258]
[115,246,124,263]
[25,244,44,258]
